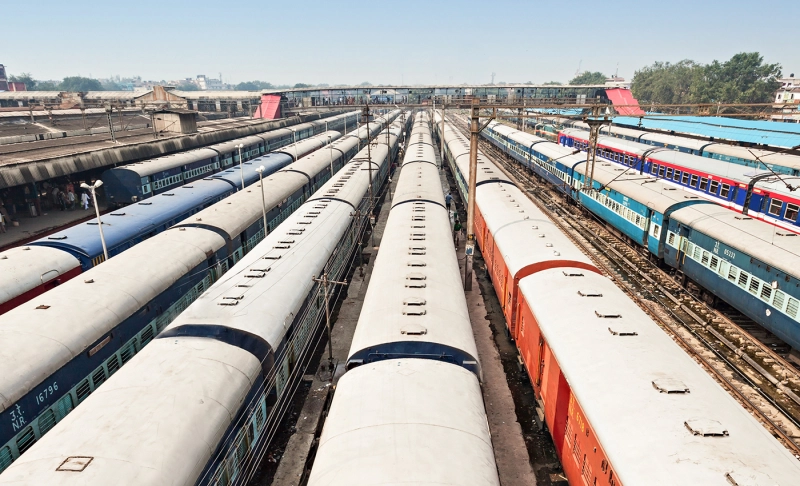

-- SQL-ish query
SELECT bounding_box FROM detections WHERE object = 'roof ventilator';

[652,378,690,394]
[724,470,775,486]
[684,419,728,437]
[607,325,638,336]
[56,456,93,472]
[400,323,428,335]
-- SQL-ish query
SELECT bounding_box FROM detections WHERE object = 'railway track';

[450,116,800,456]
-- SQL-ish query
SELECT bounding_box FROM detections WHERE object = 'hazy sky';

[3,0,798,86]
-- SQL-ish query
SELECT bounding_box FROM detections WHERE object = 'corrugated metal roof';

[171,90,263,99]
[614,116,800,149]
[0,91,63,99]
[82,91,149,100]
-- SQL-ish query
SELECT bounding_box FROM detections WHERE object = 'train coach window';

[673,170,681,182]
[787,298,800,319]
[738,271,749,289]
[768,198,784,217]
[699,178,708,191]
[689,175,698,187]
[709,180,719,194]
[666,168,673,179]
[650,164,658,175]
[785,203,799,222]
[720,183,731,198]
[658,166,666,177]
[748,278,761,295]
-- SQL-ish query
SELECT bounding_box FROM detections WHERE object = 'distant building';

[152,109,198,134]
[0,64,8,91]
[772,74,800,123]
[196,74,224,90]
[604,76,630,89]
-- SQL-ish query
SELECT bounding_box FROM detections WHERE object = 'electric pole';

[312,273,348,378]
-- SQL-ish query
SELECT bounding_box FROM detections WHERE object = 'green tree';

[59,76,104,91]
[631,60,701,104]
[632,52,781,105]
[543,81,563,86]
[236,81,274,90]
[359,81,372,86]
[9,72,36,90]
[569,71,606,85]
[34,81,59,91]
[177,82,199,91]
[101,79,122,91]
[293,83,311,88]
[701,52,781,103]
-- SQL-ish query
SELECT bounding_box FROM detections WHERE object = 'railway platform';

[0,201,109,251]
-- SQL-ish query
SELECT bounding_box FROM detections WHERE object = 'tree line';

[8,74,114,92]
[631,52,781,105]
[562,52,781,104]
[5,74,366,92]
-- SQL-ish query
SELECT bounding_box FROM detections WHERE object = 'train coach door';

[675,225,691,266]
[535,337,545,388]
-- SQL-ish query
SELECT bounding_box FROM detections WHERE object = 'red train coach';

[438,112,800,485]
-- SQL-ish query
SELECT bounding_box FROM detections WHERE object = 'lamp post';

[328,135,334,176]
[80,180,108,262]
[236,143,245,190]
[255,165,268,237]
[290,128,298,161]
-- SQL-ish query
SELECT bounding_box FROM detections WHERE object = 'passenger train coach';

[102,110,359,205]
[0,111,402,475]
[484,120,800,355]
[559,128,800,234]
[0,116,407,486]
[35,132,342,270]
[0,131,340,318]
[0,111,360,317]
[309,112,499,485]
[544,115,800,176]
[435,111,800,485]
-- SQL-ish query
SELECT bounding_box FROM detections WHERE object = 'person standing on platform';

[81,191,90,210]
[445,192,453,209]
[67,190,76,210]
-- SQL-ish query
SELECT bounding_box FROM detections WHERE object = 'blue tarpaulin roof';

[613,115,800,149]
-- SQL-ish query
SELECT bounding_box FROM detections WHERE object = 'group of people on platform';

[0,181,94,234]
[48,182,92,212]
